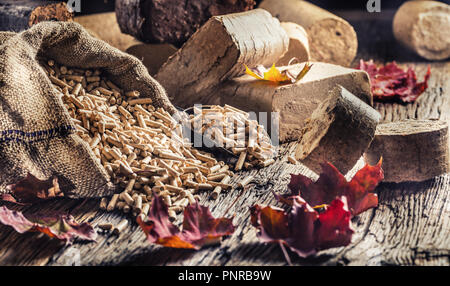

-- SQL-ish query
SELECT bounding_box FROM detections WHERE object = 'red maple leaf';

[2,173,64,205]
[137,194,235,249]
[357,60,430,103]
[0,206,97,244]
[250,197,353,258]
[287,159,383,216]
[315,198,354,250]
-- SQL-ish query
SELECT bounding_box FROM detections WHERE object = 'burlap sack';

[0,21,176,198]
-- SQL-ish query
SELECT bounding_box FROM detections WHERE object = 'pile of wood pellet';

[187,105,277,171]
[40,59,245,221]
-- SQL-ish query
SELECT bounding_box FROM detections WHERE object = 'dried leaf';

[2,173,63,204]
[137,194,235,249]
[250,197,353,258]
[0,206,97,244]
[287,159,383,216]
[357,60,431,103]
[245,62,312,84]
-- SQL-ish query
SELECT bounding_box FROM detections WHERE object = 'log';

[194,62,373,143]
[276,22,310,66]
[74,12,140,51]
[365,120,450,183]
[294,85,380,175]
[155,9,289,106]
[0,0,72,32]
[393,1,450,60]
[115,0,255,47]
[259,0,357,67]
[126,44,177,75]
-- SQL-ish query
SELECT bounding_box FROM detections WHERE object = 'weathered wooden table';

[0,10,449,266]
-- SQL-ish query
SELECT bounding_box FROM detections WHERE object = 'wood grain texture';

[0,10,449,266]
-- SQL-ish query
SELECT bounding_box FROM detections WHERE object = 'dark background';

[73,0,450,15]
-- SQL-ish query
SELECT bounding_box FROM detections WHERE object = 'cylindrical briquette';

[365,120,449,183]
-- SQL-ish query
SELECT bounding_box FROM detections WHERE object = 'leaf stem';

[279,241,292,266]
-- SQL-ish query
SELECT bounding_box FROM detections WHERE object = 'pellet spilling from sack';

[41,59,236,221]
[186,105,277,172]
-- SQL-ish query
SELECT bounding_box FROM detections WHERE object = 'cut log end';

[365,120,450,183]
[295,85,380,175]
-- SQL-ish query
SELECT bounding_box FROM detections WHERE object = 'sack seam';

[0,125,75,143]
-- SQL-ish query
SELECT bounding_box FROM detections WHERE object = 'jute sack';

[0,21,176,198]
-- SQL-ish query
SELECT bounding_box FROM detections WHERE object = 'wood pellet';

[187,105,277,171]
